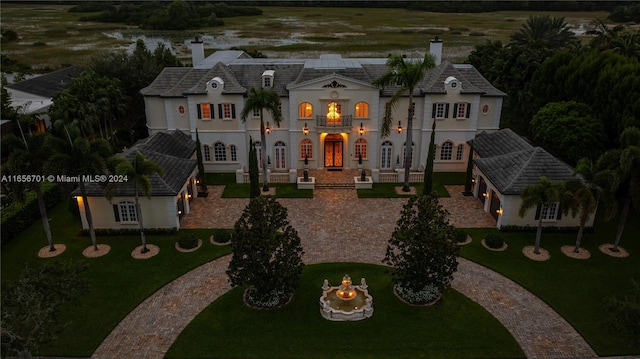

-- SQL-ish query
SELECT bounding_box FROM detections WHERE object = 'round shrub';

[178,237,199,249]
[212,229,232,244]
[484,233,504,249]
[454,228,468,243]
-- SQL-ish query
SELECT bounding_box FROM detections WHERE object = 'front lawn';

[0,200,231,357]
[358,172,466,198]
[459,207,640,356]
[221,183,313,198]
[166,262,525,359]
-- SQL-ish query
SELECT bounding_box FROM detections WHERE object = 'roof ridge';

[501,147,539,193]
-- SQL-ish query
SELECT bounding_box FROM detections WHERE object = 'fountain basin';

[319,276,373,321]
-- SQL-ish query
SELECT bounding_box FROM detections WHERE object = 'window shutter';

[465,103,471,118]
[113,204,120,222]
[557,205,562,220]
[218,104,223,119]
[231,104,236,118]
[210,104,215,119]
[453,103,459,118]
[197,104,202,119]
[432,103,436,118]
[534,204,541,220]
[445,103,450,118]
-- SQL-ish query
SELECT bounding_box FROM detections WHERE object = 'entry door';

[324,135,343,167]
[274,141,286,170]
[477,177,487,204]
[489,191,501,221]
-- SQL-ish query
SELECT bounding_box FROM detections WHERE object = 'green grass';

[459,208,640,356]
[357,172,466,198]
[166,262,524,359]
[0,200,231,357]
[205,172,237,185]
[221,183,313,198]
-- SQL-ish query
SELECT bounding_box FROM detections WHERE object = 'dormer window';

[444,76,461,91]
[262,70,275,88]
[209,77,224,91]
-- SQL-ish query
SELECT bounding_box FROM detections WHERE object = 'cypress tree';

[423,120,436,195]
[464,142,474,195]
[195,129,207,194]
[248,137,260,198]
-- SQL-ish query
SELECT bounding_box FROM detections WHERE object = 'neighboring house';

[141,38,506,182]
[470,128,592,230]
[4,66,80,133]
[74,131,198,231]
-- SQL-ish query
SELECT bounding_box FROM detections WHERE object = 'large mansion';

[141,39,505,179]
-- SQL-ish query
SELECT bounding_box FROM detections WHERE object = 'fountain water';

[319,274,373,321]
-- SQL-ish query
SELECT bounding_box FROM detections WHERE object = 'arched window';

[381,141,393,170]
[456,144,464,161]
[254,141,263,165]
[203,144,211,162]
[355,102,369,118]
[230,144,237,162]
[299,102,313,118]
[214,141,226,162]
[300,138,313,159]
[440,141,453,161]
[355,138,367,159]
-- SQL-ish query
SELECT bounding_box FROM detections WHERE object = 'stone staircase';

[314,182,355,190]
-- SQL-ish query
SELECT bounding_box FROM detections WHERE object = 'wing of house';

[74,131,198,231]
[470,129,591,230]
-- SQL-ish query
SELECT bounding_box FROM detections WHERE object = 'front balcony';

[316,114,353,130]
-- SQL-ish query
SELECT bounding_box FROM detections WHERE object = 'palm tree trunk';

[402,97,413,193]
[574,217,586,253]
[135,189,148,253]
[260,117,269,192]
[611,193,631,252]
[534,215,543,254]
[80,182,98,251]
[35,185,54,252]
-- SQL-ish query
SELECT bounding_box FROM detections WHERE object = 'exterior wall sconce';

[187,194,192,199]
[358,122,364,136]
[482,192,488,198]
[497,207,503,216]
[303,123,309,136]
[265,122,271,134]
[397,121,402,133]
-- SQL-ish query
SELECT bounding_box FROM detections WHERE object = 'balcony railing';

[316,114,353,128]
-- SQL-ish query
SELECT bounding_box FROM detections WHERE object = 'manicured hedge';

[1,183,63,244]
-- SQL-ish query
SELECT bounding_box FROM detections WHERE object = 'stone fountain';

[319,274,373,321]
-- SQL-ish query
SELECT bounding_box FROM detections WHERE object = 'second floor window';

[197,103,213,120]
[432,103,449,119]
[355,102,369,118]
[454,102,470,119]
[299,102,313,118]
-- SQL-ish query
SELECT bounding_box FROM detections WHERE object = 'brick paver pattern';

[92,182,597,359]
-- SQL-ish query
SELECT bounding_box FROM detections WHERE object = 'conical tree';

[248,137,260,198]
[423,120,437,195]
[383,195,459,304]
[106,153,163,253]
[518,176,565,254]
[240,87,282,192]
[195,129,207,194]
[227,196,304,308]
[374,53,436,192]
[464,141,475,195]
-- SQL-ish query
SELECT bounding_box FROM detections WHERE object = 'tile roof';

[6,66,81,98]
[471,128,533,158]
[80,131,196,197]
[473,130,575,195]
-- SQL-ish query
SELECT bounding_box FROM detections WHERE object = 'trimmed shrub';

[212,229,232,244]
[484,233,505,249]
[177,237,199,249]
[454,228,468,243]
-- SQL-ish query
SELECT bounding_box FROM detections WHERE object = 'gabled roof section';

[140,64,246,97]
[472,128,533,158]
[287,72,376,90]
[79,131,196,197]
[185,62,245,95]
[453,64,506,97]
[6,66,81,98]
[420,61,484,94]
[475,147,575,195]
[228,63,304,97]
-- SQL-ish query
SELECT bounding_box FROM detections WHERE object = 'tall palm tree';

[2,131,56,251]
[47,132,112,251]
[510,15,576,49]
[597,127,640,252]
[518,176,565,254]
[240,87,282,192]
[373,53,436,192]
[566,158,617,253]
[107,153,163,253]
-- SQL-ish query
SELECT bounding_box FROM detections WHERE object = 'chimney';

[191,37,204,67]
[429,36,442,65]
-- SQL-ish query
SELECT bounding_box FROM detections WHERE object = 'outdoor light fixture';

[303,123,309,136]
[397,121,402,133]
[359,122,364,136]
[497,208,503,216]
[483,192,488,198]
[265,122,271,134]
